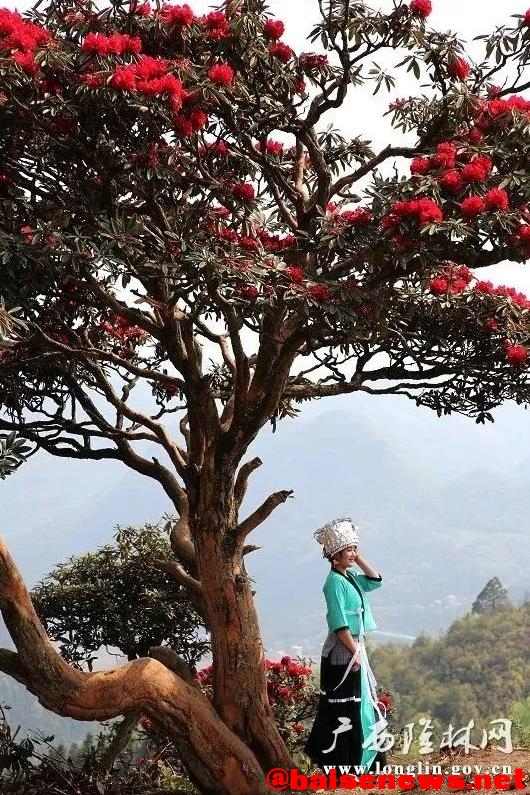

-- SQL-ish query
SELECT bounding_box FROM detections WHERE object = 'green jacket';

[323,567,382,636]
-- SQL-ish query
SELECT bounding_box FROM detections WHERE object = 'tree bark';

[194,467,293,774]
[0,538,273,795]
[100,709,141,771]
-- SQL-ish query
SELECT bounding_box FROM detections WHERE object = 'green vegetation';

[371,599,530,749]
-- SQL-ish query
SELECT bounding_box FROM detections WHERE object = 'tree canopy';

[0,0,530,792]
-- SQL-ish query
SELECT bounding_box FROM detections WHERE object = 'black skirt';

[304,653,386,773]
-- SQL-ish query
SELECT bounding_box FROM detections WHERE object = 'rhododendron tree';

[1,0,530,792]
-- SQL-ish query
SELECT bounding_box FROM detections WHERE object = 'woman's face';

[333,545,358,568]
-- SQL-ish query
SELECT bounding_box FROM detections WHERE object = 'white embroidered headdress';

[314,517,359,558]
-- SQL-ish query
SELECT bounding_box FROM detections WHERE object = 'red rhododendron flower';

[232,182,255,201]
[338,208,373,225]
[484,187,509,211]
[299,53,329,70]
[82,32,142,55]
[461,161,487,184]
[432,142,457,169]
[448,278,468,293]
[174,115,194,136]
[390,197,443,225]
[285,266,305,283]
[409,0,432,18]
[160,4,194,26]
[12,51,38,74]
[474,280,494,294]
[263,19,285,39]
[410,157,431,175]
[208,62,234,85]
[202,10,230,40]
[483,318,499,332]
[377,692,394,712]
[190,108,208,131]
[518,225,530,242]
[475,154,493,174]
[80,72,104,88]
[460,196,486,216]
[110,65,137,90]
[308,284,332,302]
[429,277,448,295]
[237,284,259,300]
[506,344,528,366]
[292,78,307,95]
[447,57,470,81]
[439,170,464,193]
[238,236,258,250]
[269,42,293,62]
[136,2,151,15]
[134,56,170,80]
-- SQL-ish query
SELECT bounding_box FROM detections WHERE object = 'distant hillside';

[370,602,530,735]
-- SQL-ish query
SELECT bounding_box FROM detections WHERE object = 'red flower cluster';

[0,7,51,75]
[159,3,194,26]
[208,62,235,85]
[263,19,285,40]
[483,317,499,333]
[377,691,394,713]
[195,656,312,712]
[201,10,230,41]
[108,55,185,110]
[409,0,432,18]
[460,156,493,184]
[299,53,329,70]
[337,208,373,225]
[460,187,509,216]
[432,141,457,169]
[429,264,473,295]
[269,41,293,62]
[308,284,332,302]
[485,187,509,210]
[460,196,485,216]
[525,9,530,25]
[255,139,284,156]
[384,197,443,228]
[285,266,305,283]
[505,344,528,366]
[232,181,255,202]
[81,32,142,55]
[447,57,470,81]
[410,157,431,175]
[474,95,530,131]
[99,313,148,341]
[474,280,530,310]
[199,140,229,156]
[257,229,296,251]
[236,283,259,301]
[264,656,313,707]
[175,107,208,136]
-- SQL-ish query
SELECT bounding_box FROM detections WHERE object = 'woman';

[304,517,387,773]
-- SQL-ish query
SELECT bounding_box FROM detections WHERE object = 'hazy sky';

[2,0,530,583]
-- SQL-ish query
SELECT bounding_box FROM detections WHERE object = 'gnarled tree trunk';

[0,538,275,795]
